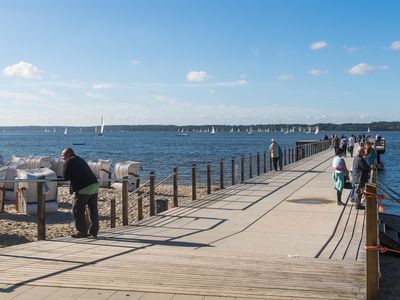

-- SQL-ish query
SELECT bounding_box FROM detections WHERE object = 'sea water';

[1,130,399,214]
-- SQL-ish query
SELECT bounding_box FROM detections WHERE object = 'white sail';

[306,126,311,134]
[98,116,105,136]
[367,127,371,133]
[64,127,68,136]
[248,126,253,135]
[314,126,319,135]
[211,126,215,135]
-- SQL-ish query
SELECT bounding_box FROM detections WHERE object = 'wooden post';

[366,183,378,300]
[122,176,129,225]
[257,152,260,176]
[149,171,155,216]
[110,198,116,228]
[173,167,178,207]
[0,188,5,213]
[292,146,295,162]
[192,164,197,200]
[263,151,267,173]
[241,155,245,182]
[231,157,235,186]
[220,159,224,190]
[136,178,140,191]
[37,176,46,240]
[137,191,143,221]
[207,163,211,194]
[249,154,253,179]
[284,147,287,165]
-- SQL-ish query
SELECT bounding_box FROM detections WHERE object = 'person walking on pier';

[347,135,355,157]
[278,145,283,171]
[352,147,371,210]
[269,139,280,171]
[62,148,99,238]
[331,135,340,155]
[332,148,349,206]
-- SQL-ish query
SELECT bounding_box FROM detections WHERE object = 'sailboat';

[247,126,253,135]
[211,126,216,135]
[306,126,312,134]
[98,116,105,136]
[367,127,371,133]
[314,126,319,135]
[64,127,68,136]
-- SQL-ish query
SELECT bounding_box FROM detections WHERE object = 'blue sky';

[0,0,399,126]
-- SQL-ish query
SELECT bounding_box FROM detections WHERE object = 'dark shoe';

[71,232,88,238]
[90,233,98,239]
[356,204,365,210]
[337,201,343,206]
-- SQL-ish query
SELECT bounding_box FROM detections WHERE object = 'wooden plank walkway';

[0,149,366,299]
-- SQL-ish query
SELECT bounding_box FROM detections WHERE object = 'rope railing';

[0,139,333,242]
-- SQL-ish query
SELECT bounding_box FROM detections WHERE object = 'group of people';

[332,140,376,209]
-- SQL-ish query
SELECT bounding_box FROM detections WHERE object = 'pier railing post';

[173,167,178,207]
[122,176,129,225]
[149,172,155,216]
[365,183,378,300]
[241,155,245,182]
[137,191,143,221]
[231,157,235,186]
[263,150,267,173]
[207,163,211,194]
[292,146,295,162]
[37,176,46,240]
[110,198,116,228]
[249,154,253,179]
[284,147,287,166]
[257,152,260,176]
[192,164,197,200]
[219,159,224,190]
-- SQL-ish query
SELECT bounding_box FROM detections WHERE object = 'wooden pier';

[0,149,369,299]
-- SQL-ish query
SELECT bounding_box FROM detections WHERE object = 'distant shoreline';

[1,121,400,132]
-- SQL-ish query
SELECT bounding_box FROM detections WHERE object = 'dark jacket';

[352,155,370,185]
[63,155,98,193]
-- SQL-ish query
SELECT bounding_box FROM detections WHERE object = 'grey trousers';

[73,193,99,236]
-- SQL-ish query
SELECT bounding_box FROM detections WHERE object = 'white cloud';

[151,94,176,105]
[309,68,328,76]
[343,45,362,54]
[277,74,294,80]
[129,59,141,65]
[92,83,112,90]
[85,92,105,99]
[0,91,40,101]
[390,41,400,50]
[186,71,207,82]
[347,63,388,75]
[310,41,328,50]
[238,79,249,86]
[3,61,42,79]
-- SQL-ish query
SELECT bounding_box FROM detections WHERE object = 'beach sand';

[0,184,212,248]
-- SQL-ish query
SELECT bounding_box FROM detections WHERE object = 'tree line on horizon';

[1,121,399,132]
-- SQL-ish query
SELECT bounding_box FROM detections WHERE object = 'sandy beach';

[0,183,211,248]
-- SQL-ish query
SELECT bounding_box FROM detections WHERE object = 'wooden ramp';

[0,150,366,299]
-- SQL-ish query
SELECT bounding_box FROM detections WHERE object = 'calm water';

[1,130,399,213]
